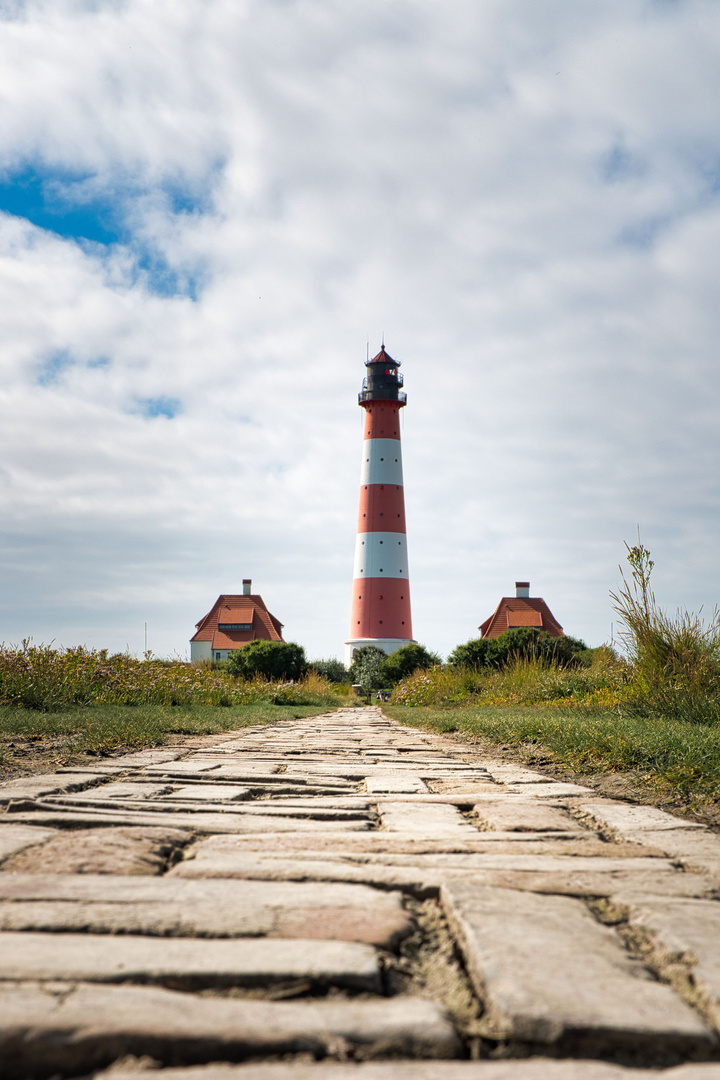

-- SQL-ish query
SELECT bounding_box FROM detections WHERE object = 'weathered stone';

[582,802,720,875]
[0,772,108,804]
[170,845,713,900]
[90,1063,720,1080]
[620,895,720,1029]
[582,803,707,835]
[0,931,381,991]
[365,775,428,793]
[441,881,712,1054]
[0,824,58,863]
[0,982,460,1079]
[377,801,479,837]
[0,874,413,946]
[0,826,190,875]
[68,781,174,800]
[10,805,373,833]
[503,782,593,798]
[144,760,221,773]
[471,799,585,833]
[161,784,251,802]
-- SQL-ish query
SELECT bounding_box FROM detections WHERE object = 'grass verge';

[385,704,720,825]
[0,703,329,780]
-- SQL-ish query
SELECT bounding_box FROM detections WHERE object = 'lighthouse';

[344,346,414,667]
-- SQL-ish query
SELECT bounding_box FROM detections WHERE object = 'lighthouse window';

[379,540,383,544]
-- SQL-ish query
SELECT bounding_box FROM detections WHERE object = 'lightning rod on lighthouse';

[344,345,414,668]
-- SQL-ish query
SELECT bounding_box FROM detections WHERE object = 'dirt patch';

[0,735,114,781]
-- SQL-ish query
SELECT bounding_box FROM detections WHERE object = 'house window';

[215,652,223,661]
[218,623,252,630]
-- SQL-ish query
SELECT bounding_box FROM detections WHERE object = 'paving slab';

[365,775,428,793]
[581,802,720,877]
[471,799,584,832]
[0,772,109,803]
[618,895,720,1029]
[377,801,480,837]
[441,881,714,1055]
[0,826,191,875]
[0,874,413,945]
[0,982,460,1079]
[67,781,174,800]
[0,931,381,991]
[91,1065,720,1080]
[169,847,714,899]
[0,824,58,862]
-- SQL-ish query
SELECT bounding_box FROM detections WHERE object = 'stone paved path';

[1,706,720,1079]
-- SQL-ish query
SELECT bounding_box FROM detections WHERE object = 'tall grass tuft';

[611,543,720,723]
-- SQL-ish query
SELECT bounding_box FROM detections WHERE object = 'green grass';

[0,702,336,776]
[385,704,720,814]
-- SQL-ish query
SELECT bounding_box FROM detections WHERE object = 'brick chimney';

[515,581,530,598]
[243,579,252,596]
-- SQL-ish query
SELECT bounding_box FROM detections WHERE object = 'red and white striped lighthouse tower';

[344,345,413,667]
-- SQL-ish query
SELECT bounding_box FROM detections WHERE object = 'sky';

[1,0,720,661]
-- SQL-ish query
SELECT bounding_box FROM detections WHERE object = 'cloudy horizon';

[1,0,719,662]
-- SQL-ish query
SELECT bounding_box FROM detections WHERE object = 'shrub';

[448,629,587,671]
[349,646,387,691]
[309,658,349,683]
[447,637,494,670]
[226,641,308,682]
[380,643,441,685]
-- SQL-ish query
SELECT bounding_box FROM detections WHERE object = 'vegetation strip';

[384,705,720,823]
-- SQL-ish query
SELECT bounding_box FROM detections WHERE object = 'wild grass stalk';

[611,542,720,723]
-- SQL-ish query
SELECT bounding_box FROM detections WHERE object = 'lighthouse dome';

[359,346,406,405]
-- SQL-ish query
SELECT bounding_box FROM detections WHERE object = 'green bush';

[380,642,441,685]
[448,629,587,671]
[349,646,387,691]
[309,658,349,683]
[226,640,308,682]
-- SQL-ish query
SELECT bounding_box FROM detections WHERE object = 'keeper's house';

[190,580,284,662]
[479,581,563,639]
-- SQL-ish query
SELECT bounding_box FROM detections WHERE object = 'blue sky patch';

[136,396,181,420]
[37,350,75,386]
[0,164,216,298]
[0,167,122,244]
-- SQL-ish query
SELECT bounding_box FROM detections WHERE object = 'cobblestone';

[0,706,719,1078]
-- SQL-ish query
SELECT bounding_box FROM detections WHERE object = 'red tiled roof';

[507,610,543,628]
[191,594,284,648]
[479,597,563,639]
